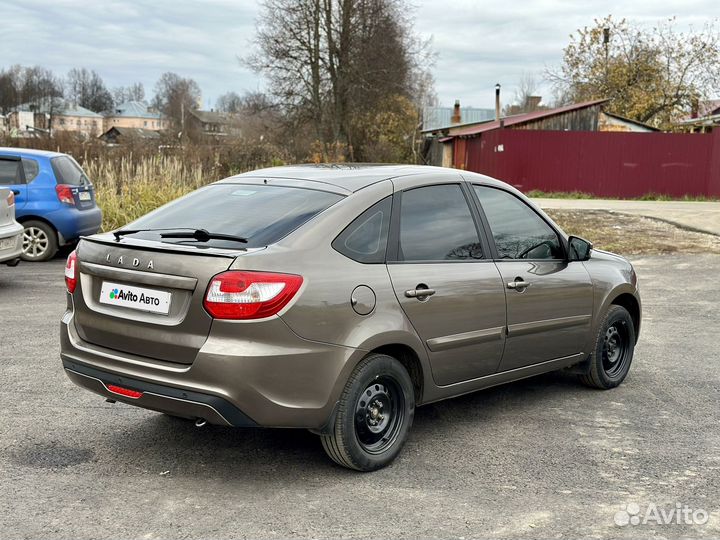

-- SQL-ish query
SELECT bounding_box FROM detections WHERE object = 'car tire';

[579,305,636,390]
[21,220,58,262]
[321,353,415,471]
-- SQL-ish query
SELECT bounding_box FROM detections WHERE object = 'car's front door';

[386,177,507,386]
[0,155,27,209]
[472,185,594,371]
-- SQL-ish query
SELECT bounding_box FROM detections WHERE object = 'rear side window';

[332,196,392,263]
[22,158,40,182]
[397,184,483,261]
[51,156,89,186]
[129,184,344,249]
[0,157,24,185]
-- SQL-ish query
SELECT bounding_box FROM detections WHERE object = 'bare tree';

[151,72,201,130]
[65,68,114,112]
[246,0,434,160]
[216,91,243,113]
[112,82,145,104]
[503,72,545,115]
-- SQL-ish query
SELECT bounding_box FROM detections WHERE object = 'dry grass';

[85,156,207,231]
[547,209,720,255]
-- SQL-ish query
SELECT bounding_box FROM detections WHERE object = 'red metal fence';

[462,129,720,198]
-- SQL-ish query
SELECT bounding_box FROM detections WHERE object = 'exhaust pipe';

[195,418,207,428]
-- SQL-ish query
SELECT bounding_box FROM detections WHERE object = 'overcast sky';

[1,0,717,110]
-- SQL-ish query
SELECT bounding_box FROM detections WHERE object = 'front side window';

[474,185,562,260]
[398,184,483,261]
[0,157,24,185]
[332,196,391,263]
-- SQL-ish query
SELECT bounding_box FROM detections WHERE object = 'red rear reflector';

[56,184,75,205]
[65,250,77,293]
[204,270,303,320]
[106,384,143,399]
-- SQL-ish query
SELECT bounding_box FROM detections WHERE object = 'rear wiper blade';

[112,227,197,241]
[160,229,248,244]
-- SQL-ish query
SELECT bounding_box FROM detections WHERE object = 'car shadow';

[92,369,585,478]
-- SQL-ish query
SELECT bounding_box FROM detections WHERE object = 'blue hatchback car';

[0,148,102,261]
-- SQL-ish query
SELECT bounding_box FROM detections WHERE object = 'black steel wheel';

[321,353,414,471]
[354,377,406,455]
[579,304,636,389]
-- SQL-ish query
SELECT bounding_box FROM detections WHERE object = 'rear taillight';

[65,250,77,293]
[203,271,303,320]
[56,184,75,205]
[6,191,14,206]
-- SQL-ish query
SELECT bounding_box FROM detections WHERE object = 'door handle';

[12,189,20,195]
[405,288,436,299]
[507,278,531,291]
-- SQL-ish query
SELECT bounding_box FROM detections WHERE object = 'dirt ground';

[546,209,720,255]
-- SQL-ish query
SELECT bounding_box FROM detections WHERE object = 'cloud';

[1,0,717,109]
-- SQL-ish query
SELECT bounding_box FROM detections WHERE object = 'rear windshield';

[127,183,344,249]
[51,156,90,186]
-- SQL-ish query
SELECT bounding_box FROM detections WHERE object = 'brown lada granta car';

[61,165,641,471]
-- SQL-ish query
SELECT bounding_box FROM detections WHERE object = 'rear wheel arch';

[16,215,59,238]
[370,344,424,404]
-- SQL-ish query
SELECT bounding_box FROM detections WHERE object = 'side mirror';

[568,236,593,262]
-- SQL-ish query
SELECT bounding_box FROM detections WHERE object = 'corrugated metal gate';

[462,130,720,197]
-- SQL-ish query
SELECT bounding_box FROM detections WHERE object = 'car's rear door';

[386,174,507,385]
[0,155,27,209]
[471,184,593,371]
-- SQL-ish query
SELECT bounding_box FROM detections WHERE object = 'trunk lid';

[72,235,250,364]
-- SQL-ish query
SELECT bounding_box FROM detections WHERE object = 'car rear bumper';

[0,221,23,263]
[53,206,102,245]
[60,308,355,429]
[62,359,258,426]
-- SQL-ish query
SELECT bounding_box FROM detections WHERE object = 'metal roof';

[11,100,103,118]
[450,99,609,138]
[108,101,161,119]
[189,109,235,125]
[422,106,495,132]
[101,126,161,139]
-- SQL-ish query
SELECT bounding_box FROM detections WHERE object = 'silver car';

[0,188,23,266]
[61,165,641,471]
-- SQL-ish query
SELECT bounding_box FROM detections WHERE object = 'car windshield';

[124,183,344,249]
[51,156,91,186]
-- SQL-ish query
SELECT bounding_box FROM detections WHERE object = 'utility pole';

[603,27,610,90]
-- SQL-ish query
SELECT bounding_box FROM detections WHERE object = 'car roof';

[225,163,507,193]
[0,147,65,159]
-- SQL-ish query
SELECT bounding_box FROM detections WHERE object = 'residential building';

[186,109,242,137]
[104,101,166,131]
[7,101,103,137]
[99,126,161,144]
[425,99,658,168]
[675,99,720,133]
